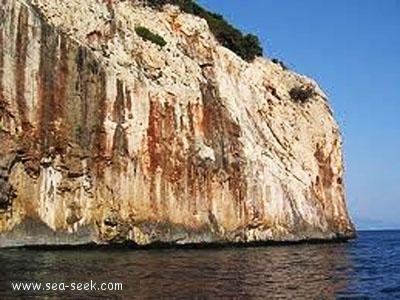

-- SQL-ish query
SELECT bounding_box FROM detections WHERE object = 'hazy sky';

[198,0,400,230]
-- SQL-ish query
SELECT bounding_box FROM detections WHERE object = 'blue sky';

[198,0,400,230]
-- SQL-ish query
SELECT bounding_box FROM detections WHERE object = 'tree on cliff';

[145,0,264,61]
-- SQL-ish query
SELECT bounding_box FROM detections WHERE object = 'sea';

[0,230,399,299]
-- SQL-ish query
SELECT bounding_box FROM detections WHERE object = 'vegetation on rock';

[289,86,315,103]
[271,58,289,70]
[145,0,263,61]
[135,25,167,47]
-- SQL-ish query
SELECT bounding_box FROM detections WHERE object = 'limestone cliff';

[0,0,354,247]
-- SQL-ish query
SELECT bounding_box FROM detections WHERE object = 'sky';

[198,0,400,230]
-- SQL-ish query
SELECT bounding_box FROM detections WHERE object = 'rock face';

[0,0,354,247]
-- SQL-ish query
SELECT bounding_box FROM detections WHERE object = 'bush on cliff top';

[135,25,167,48]
[289,86,315,103]
[145,0,263,62]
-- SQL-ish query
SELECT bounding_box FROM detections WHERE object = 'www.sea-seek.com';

[11,281,123,291]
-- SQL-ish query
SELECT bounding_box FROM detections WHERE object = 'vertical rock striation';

[0,0,354,247]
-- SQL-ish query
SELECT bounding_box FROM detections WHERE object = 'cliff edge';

[0,0,354,247]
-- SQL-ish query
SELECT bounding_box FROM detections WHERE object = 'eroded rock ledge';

[0,0,354,247]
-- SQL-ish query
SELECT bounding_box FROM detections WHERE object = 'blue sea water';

[0,230,399,299]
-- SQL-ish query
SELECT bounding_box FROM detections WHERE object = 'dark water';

[0,231,399,299]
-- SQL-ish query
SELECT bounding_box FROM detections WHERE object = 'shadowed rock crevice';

[0,30,4,101]
[200,76,247,223]
[0,167,16,211]
[15,5,29,131]
[0,155,18,219]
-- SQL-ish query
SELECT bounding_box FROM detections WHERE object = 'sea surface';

[0,230,399,299]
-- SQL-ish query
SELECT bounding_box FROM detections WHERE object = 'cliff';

[0,0,354,247]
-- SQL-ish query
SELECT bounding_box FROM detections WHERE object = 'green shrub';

[145,0,263,61]
[271,58,288,70]
[289,86,315,103]
[135,26,167,48]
